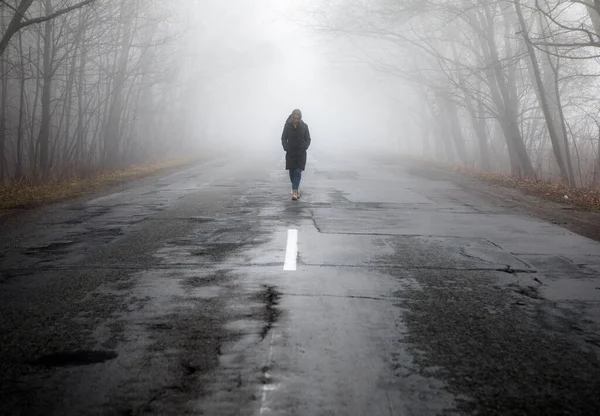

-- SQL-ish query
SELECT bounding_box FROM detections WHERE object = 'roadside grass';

[0,158,204,211]
[453,166,600,212]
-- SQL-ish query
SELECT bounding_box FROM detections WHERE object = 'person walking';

[281,109,311,200]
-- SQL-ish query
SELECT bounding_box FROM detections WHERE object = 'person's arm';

[304,124,311,150]
[281,123,288,151]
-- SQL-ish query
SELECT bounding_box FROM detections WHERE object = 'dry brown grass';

[454,166,600,212]
[0,158,201,211]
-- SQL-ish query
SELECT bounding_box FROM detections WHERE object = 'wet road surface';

[1,149,600,415]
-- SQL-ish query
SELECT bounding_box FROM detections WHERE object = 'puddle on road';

[23,241,76,254]
[29,350,118,367]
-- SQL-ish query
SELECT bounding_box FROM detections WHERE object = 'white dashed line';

[283,229,298,271]
[259,331,276,415]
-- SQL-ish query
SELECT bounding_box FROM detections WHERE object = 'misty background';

[1,0,600,188]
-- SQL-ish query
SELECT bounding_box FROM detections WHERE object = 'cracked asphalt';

[1,149,600,415]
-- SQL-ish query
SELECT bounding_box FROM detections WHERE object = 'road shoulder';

[395,157,600,243]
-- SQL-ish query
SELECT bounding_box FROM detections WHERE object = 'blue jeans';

[289,168,302,190]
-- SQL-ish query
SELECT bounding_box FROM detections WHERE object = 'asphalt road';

[1,149,600,416]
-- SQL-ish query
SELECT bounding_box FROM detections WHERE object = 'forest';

[0,0,205,187]
[314,0,600,190]
[2,0,600,195]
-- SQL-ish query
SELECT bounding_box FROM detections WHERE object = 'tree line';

[0,0,200,185]
[315,0,600,188]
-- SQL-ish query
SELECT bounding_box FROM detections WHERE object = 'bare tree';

[310,0,600,187]
[0,0,97,57]
[515,0,576,186]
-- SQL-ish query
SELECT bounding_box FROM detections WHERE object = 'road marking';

[283,229,298,271]
[259,331,276,415]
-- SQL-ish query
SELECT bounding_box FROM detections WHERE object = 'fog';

[182,0,404,156]
[2,0,600,189]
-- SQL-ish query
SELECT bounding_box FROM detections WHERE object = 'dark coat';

[281,115,311,171]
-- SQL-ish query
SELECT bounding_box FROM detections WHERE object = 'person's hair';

[292,109,302,119]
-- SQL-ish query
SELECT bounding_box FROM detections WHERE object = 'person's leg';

[288,169,294,195]
[292,168,302,190]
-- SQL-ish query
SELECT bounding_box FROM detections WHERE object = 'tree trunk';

[445,99,470,165]
[502,5,537,178]
[462,88,491,171]
[15,30,26,180]
[29,43,39,172]
[63,12,85,168]
[0,0,96,59]
[586,0,600,36]
[477,24,521,175]
[75,21,88,165]
[0,46,7,183]
[103,1,135,167]
[63,58,77,167]
[481,3,536,177]
[476,98,491,171]
[539,9,577,185]
[0,0,36,58]
[516,0,575,186]
[596,123,600,186]
[38,0,54,176]
[549,59,576,186]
